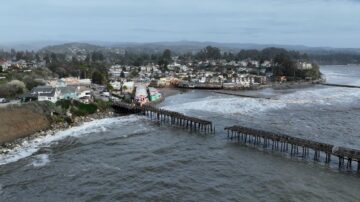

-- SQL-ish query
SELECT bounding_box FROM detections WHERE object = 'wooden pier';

[112,102,214,134]
[225,125,360,172]
[321,83,360,89]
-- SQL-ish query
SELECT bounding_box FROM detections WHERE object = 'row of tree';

[1,46,321,84]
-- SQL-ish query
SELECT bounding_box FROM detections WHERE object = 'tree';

[92,71,105,85]
[120,71,125,78]
[273,53,297,79]
[162,49,172,62]
[158,49,172,71]
[0,65,3,73]
[0,80,26,98]
[196,46,221,60]
[129,70,139,78]
[91,51,105,61]
[23,75,44,90]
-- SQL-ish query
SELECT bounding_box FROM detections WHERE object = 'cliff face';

[0,103,53,144]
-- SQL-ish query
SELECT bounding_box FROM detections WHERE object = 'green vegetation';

[94,99,112,111]
[56,99,111,117]
[0,45,323,87]
[196,46,221,60]
[91,70,106,85]
[310,53,360,65]
[56,100,97,116]
[0,80,26,98]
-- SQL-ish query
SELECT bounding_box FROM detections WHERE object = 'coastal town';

[0,46,321,107]
[2,0,360,201]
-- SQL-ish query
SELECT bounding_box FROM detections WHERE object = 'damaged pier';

[112,102,214,134]
[225,125,360,172]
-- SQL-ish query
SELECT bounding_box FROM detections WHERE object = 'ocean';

[1,65,360,201]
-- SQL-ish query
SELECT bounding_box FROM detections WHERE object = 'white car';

[101,92,111,97]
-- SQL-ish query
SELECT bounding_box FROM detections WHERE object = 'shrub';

[69,100,98,116]
[56,100,71,110]
[0,80,26,98]
[94,99,111,111]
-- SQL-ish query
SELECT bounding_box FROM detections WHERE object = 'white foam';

[30,154,50,167]
[0,116,140,166]
[279,87,360,106]
[163,96,287,115]
[163,86,360,116]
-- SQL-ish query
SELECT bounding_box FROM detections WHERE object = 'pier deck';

[225,125,360,171]
[112,102,214,134]
[321,83,360,89]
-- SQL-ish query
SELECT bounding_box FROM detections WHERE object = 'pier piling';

[225,125,360,173]
[112,102,214,134]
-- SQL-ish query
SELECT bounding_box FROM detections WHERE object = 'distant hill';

[39,42,107,54]
[2,40,360,56]
[0,41,66,51]
[107,41,360,54]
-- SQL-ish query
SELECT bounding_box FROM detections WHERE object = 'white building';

[0,60,11,71]
[122,81,135,93]
[76,86,92,103]
[30,86,61,103]
[109,65,123,79]
[297,62,313,70]
[110,81,122,90]
[231,75,254,87]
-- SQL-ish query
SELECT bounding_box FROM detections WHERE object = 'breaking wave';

[163,87,360,115]
[0,116,140,166]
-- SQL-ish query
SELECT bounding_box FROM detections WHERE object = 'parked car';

[0,98,9,103]
[101,91,111,97]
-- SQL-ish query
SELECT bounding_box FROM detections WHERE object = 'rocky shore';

[0,89,182,156]
[0,110,116,155]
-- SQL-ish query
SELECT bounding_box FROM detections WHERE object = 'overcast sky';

[1,0,360,48]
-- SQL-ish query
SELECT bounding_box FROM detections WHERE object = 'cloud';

[0,0,359,47]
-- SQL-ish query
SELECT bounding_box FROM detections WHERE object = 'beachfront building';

[134,85,149,105]
[148,87,162,102]
[59,86,77,100]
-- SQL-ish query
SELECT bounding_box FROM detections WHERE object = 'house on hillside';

[76,86,92,103]
[24,86,61,103]
[0,60,11,71]
[59,86,77,100]
[297,62,313,70]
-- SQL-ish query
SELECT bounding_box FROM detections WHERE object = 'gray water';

[1,65,360,202]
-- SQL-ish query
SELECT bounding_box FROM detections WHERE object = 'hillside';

[36,41,360,55]
[0,102,56,144]
[39,42,107,54]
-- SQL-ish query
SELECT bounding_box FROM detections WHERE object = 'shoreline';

[173,79,324,91]
[0,88,182,157]
[260,80,323,90]
[0,82,313,155]
[0,110,116,155]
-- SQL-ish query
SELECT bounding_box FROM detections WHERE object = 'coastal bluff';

[0,102,54,144]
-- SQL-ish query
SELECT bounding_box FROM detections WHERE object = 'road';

[0,100,21,108]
